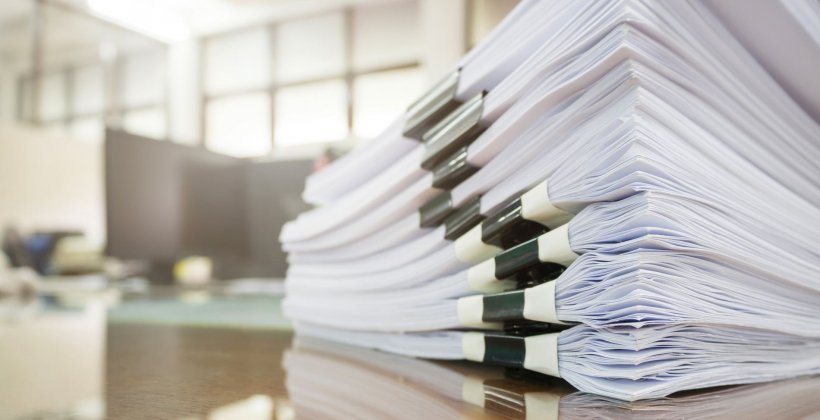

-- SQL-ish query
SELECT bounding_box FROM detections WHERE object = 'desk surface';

[2,286,819,419]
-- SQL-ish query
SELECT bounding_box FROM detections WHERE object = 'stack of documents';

[280,0,820,401]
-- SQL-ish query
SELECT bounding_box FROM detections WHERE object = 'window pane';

[121,51,166,108]
[353,1,419,71]
[69,116,104,143]
[38,72,67,122]
[206,92,272,157]
[123,107,166,140]
[275,79,347,147]
[276,13,345,83]
[353,68,423,139]
[72,65,105,115]
[205,28,271,96]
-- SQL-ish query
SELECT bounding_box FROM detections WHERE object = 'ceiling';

[0,0,402,68]
[64,0,402,40]
[0,1,163,68]
[0,0,404,41]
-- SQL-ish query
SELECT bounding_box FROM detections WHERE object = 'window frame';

[200,2,422,158]
[15,46,171,143]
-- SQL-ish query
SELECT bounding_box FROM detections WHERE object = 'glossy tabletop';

[2,285,819,419]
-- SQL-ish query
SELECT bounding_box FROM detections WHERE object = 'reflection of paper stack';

[560,377,820,419]
[0,302,106,419]
[280,0,820,401]
[284,337,574,420]
[294,323,820,401]
[284,337,820,419]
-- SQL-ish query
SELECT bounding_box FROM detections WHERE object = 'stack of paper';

[280,0,820,401]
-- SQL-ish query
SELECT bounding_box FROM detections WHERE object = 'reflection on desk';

[3,291,820,419]
[285,336,820,420]
[0,299,106,419]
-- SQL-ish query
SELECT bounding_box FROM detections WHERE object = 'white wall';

[0,123,104,244]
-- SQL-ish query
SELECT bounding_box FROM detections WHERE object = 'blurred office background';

[0,2,521,418]
[0,0,518,284]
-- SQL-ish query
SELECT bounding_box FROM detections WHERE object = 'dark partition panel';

[105,129,311,280]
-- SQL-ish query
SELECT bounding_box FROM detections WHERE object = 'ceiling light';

[86,0,191,42]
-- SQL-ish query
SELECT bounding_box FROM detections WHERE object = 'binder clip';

[421,91,487,170]
[403,69,462,140]
[444,195,484,239]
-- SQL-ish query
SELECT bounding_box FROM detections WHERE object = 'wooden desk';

[106,324,292,419]
[3,291,820,419]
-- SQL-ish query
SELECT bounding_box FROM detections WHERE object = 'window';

[201,0,423,157]
[9,3,169,144]
[38,71,67,123]
[204,28,271,96]
[353,68,424,138]
[121,51,166,108]
[275,79,348,147]
[119,50,168,140]
[276,13,345,83]
[205,92,272,157]
[71,65,105,115]
[15,46,168,143]
[123,107,167,140]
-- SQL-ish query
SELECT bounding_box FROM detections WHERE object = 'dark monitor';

[104,129,311,281]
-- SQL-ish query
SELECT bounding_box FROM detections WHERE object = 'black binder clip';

[421,91,486,170]
[514,263,564,290]
[504,320,563,336]
[443,195,484,240]
[403,69,462,140]
[431,145,479,190]
[482,333,526,367]
[481,289,526,323]
[492,237,569,282]
[419,191,455,228]
[481,198,551,249]
[493,239,542,280]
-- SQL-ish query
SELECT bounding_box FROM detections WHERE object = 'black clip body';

[421,92,486,170]
[403,70,462,140]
